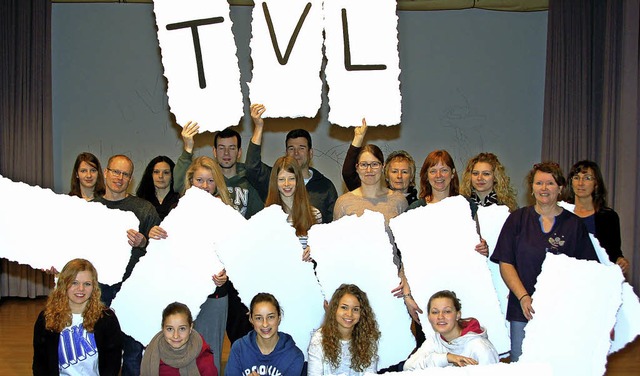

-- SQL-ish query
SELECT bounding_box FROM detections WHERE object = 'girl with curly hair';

[141,302,218,375]
[266,156,322,261]
[68,152,106,201]
[403,290,498,369]
[33,259,122,375]
[460,152,518,212]
[308,284,380,375]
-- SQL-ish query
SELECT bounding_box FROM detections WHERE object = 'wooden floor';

[1,297,638,375]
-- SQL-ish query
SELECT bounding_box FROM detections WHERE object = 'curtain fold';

[542,0,640,292]
[0,0,54,298]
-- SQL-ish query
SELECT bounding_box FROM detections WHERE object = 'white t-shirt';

[58,313,100,375]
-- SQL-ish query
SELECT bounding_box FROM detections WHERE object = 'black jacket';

[33,308,123,375]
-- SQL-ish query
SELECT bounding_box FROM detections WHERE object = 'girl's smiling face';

[427,297,461,341]
[163,313,192,349]
[471,162,494,194]
[250,301,281,341]
[277,169,296,198]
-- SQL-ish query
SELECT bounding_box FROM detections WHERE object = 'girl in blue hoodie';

[225,293,304,376]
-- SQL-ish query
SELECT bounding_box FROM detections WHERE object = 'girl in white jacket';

[403,290,498,370]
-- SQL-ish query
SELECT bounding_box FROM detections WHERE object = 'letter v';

[262,2,312,65]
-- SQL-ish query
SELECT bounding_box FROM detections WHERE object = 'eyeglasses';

[107,168,131,179]
[571,174,594,182]
[356,161,382,170]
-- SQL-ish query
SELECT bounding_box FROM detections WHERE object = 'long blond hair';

[460,152,518,212]
[265,156,316,236]
[184,156,232,206]
[44,259,105,332]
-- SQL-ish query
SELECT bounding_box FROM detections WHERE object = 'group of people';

[36,104,627,374]
[32,256,496,376]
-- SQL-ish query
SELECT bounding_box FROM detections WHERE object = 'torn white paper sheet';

[153,0,243,132]
[610,282,640,353]
[368,361,552,375]
[308,210,414,368]
[323,0,402,126]
[216,205,325,360]
[558,201,612,264]
[557,201,640,353]
[519,253,623,376]
[476,205,511,319]
[248,0,323,117]
[111,188,246,345]
[583,232,640,354]
[0,174,137,285]
[390,196,510,355]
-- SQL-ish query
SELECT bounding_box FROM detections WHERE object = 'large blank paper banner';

[216,205,325,360]
[610,283,640,353]
[557,202,640,353]
[476,205,511,318]
[111,188,245,345]
[309,210,414,368]
[248,0,323,117]
[519,254,623,375]
[0,175,137,285]
[323,0,402,126]
[390,196,510,355]
[154,0,243,132]
[586,232,640,354]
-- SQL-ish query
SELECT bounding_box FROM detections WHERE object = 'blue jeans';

[510,320,527,362]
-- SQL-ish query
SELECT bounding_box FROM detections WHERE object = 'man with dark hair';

[246,103,338,223]
[94,154,161,376]
[173,122,263,219]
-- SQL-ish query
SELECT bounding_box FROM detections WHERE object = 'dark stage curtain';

[542,0,640,291]
[0,0,54,298]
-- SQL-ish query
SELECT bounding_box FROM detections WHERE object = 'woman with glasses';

[333,144,408,264]
[566,160,629,273]
[334,144,408,224]
[490,161,598,361]
[265,156,322,262]
[342,120,419,205]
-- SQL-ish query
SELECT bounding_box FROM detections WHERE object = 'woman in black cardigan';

[566,160,629,273]
[33,259,122,375]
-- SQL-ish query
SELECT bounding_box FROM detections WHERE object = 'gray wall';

[52,4,547,204]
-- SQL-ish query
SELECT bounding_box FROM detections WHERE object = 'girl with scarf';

[141,302,218,376]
